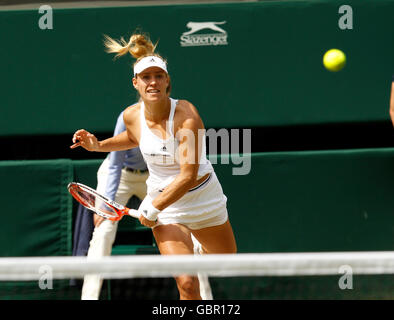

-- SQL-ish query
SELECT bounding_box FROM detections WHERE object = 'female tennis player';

[71,33,237,300]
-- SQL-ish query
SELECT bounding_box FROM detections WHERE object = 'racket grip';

[127,208,140,219]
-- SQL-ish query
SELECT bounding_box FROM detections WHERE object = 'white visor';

[133,56,168,76]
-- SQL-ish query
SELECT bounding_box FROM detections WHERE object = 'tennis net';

[0,251,394,300]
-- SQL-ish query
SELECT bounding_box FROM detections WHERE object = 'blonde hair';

[103,32,171,93]
[103,33,157,59]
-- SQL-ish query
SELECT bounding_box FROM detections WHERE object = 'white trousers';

[81,158,148,300]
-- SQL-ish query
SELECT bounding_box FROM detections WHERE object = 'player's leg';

[152,224,202,300]
[188,215,236,300]
[191,219,237,254]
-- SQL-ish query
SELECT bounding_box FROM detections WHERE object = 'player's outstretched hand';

[70,129,99,151]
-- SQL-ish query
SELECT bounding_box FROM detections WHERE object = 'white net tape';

[1,251,394,281]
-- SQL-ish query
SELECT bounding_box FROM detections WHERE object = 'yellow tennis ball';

[323,49,346,72]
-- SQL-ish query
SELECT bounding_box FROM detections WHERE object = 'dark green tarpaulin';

[0,159,73,256]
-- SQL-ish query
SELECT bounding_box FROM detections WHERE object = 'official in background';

[81,109,148,300]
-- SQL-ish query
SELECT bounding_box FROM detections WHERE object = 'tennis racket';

[67,182,140,221]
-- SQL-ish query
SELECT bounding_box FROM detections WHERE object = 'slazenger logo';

[180,21,228,47]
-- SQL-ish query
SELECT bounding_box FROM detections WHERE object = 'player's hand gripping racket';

[67,182,140,221]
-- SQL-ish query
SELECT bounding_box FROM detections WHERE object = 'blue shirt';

[104,109,147,200]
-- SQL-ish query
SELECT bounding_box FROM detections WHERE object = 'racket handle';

[127,208,140,219]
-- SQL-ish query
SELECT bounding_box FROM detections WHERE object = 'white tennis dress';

[139,98,228,229]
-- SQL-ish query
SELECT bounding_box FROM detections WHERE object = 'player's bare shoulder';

[175,99,204,131]
[123,102,141,144]
[176,100,200,118]
[123,102,141,126]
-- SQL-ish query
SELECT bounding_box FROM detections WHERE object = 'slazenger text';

[180,33,228,47]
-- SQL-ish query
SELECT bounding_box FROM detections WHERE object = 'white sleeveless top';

[139,98,213,194]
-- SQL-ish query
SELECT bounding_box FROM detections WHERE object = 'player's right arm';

[390,76,394,127]
[70,105,139,151]
[70,129,135,152]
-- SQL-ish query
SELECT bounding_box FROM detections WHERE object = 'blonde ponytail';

[103,33,157,59]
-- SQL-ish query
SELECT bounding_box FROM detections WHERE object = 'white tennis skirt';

[141,171,228,230]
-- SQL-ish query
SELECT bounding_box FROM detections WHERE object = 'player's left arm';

[138,101,203,227]
[153,105,202,208]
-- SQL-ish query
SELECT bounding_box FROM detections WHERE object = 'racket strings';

[69,187,94,209]
[68,183,123,220]
[78,189,96,208]
[94,197,119,218]
[76,187,119,219]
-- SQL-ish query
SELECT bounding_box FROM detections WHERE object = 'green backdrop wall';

[213,149,394,253]
[0,159,72,257]
[1,149,393,258]
[1,0,394,136]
